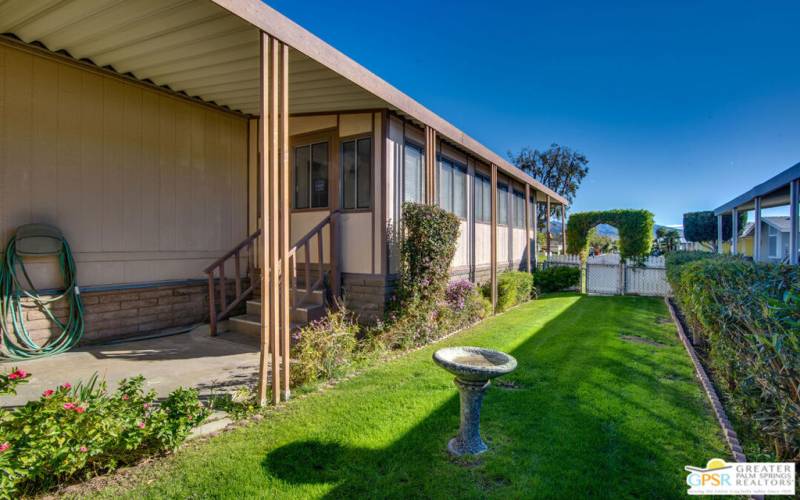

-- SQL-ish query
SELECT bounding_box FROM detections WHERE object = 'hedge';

[534,266,580,293]
[666,252,800,460]
[566,209,654,261]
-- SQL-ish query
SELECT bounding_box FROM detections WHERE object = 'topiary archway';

[566,209,655,292]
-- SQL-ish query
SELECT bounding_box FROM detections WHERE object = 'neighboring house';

[0,0,569,397]
[739,218,791,262]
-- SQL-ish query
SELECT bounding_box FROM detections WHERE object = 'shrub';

[0,373,207,496]
[480,272,535,312]
[534,266,580,293]
[291,306,359,386]
[382,203,461,348]
[445,279,491,329]
[683,211,746,244]
[666,254,800,460]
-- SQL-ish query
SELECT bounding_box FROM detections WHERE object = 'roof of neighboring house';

[714,162,800,215]
[740,217,790,237]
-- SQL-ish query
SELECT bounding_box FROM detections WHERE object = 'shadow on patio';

[1,324,262,407]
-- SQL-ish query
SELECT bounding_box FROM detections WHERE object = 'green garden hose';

[0,235,84,359]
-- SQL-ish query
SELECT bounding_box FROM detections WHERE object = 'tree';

[683,211,747,249]
[652,227,680,256]
[508,144,589,204]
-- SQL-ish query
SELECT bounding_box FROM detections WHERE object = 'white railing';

[543,253,671,297]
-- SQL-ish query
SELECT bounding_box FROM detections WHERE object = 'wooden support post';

[490,164,498,313]
[425,126,437,204]
[545,196,552,258]
[257,32,271,406]
[561,204,567,255]
[524,185,531,273]
[754,197,762,262]
[717,214,724,254]
[531,191,538,269]
[731,208,739,255]
[790,180,799,265]
[256,32,290,407]
[279,42,290,402]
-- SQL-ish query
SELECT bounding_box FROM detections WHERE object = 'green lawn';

[101,294,727,499]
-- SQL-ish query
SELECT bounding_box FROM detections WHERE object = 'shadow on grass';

[262,295,724,498]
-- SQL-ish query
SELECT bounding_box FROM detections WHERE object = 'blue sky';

[268,0,800,226]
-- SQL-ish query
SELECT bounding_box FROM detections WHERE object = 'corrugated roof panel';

[0,0,385,116]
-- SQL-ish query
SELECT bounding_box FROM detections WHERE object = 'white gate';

[544,254,670,297]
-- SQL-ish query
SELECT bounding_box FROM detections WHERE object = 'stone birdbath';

[433,346,517,456]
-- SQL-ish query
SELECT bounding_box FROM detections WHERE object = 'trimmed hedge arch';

[566,209,655,260]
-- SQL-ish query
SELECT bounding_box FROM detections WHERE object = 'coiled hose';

[0,236,84,359]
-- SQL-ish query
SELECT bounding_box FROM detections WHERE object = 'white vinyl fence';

[542,254,671,297]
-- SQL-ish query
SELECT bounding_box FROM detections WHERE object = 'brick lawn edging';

[664,297,747,463]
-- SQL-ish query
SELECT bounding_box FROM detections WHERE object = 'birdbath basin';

[433,347,517,456]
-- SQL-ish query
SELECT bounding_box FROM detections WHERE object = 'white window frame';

[768,225,779,258]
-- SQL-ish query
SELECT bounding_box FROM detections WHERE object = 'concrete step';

[228,313,301,337]
[247,300,326,324]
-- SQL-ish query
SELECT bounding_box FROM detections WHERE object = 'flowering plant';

[0,373,208,497]
[0,368,30,396]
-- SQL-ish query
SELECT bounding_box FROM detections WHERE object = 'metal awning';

[714,162,800,214]
[0,0,568,204]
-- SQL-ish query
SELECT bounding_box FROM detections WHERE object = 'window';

[474,174,491,223]
[403,142,424,203]
[498,184,509,226]
[513,190,525,228]
[294,142,329,209]
[768,225,779,257]
[342,137,372,210]
[438,157,467,218]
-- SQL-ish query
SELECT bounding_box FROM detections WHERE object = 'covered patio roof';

[0,0,567,205]
[714,162,800,214]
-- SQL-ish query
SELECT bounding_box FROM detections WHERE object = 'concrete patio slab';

[1,324,262,407]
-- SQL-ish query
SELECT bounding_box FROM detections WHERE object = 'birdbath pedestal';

[433,346,517,456]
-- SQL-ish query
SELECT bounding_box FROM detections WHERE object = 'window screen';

[403,143,424,203]
[341,137,372,210]
[294,142,328,209]
[438,157,467,218]
[498,184,509,226]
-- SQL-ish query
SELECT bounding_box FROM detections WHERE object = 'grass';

[98,294,727,499]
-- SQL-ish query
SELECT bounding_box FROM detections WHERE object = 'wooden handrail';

[205,211,341,336]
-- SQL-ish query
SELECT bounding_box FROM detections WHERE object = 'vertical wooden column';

[716,214,724,254]
[424,126,437,204]
[490,164,498,312]
[731,208,739,255]
[790,180,799,265]
[560,205,567,255]
[524,185,531,272]
[531,191,538,269]
[279,42,290,402]
[257,32,289,407]
[545,196,552,257]
[754,197,762,262]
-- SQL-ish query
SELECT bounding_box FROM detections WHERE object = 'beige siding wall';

[0,44,248,288]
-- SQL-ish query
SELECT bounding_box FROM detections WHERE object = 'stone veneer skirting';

[341,273,397,324]
[8,280,244,346]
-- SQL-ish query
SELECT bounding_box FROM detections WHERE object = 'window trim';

[340,133,374,213]
[290,129,335,213]
[437,154,468,220]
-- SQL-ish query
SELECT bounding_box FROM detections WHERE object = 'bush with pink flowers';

[0,372,208,496]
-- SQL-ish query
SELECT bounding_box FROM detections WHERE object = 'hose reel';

[0,224,84,359]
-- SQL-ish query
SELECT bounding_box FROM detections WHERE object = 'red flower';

[42,389,54,398]
[74,406,86,414]
[137,422,145,429]
[0,442,9,453]
[63,402,76,410]
[7,370,27,380]
[122,394,129,400]
[61,383,71,390]
[79,446,88,453]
